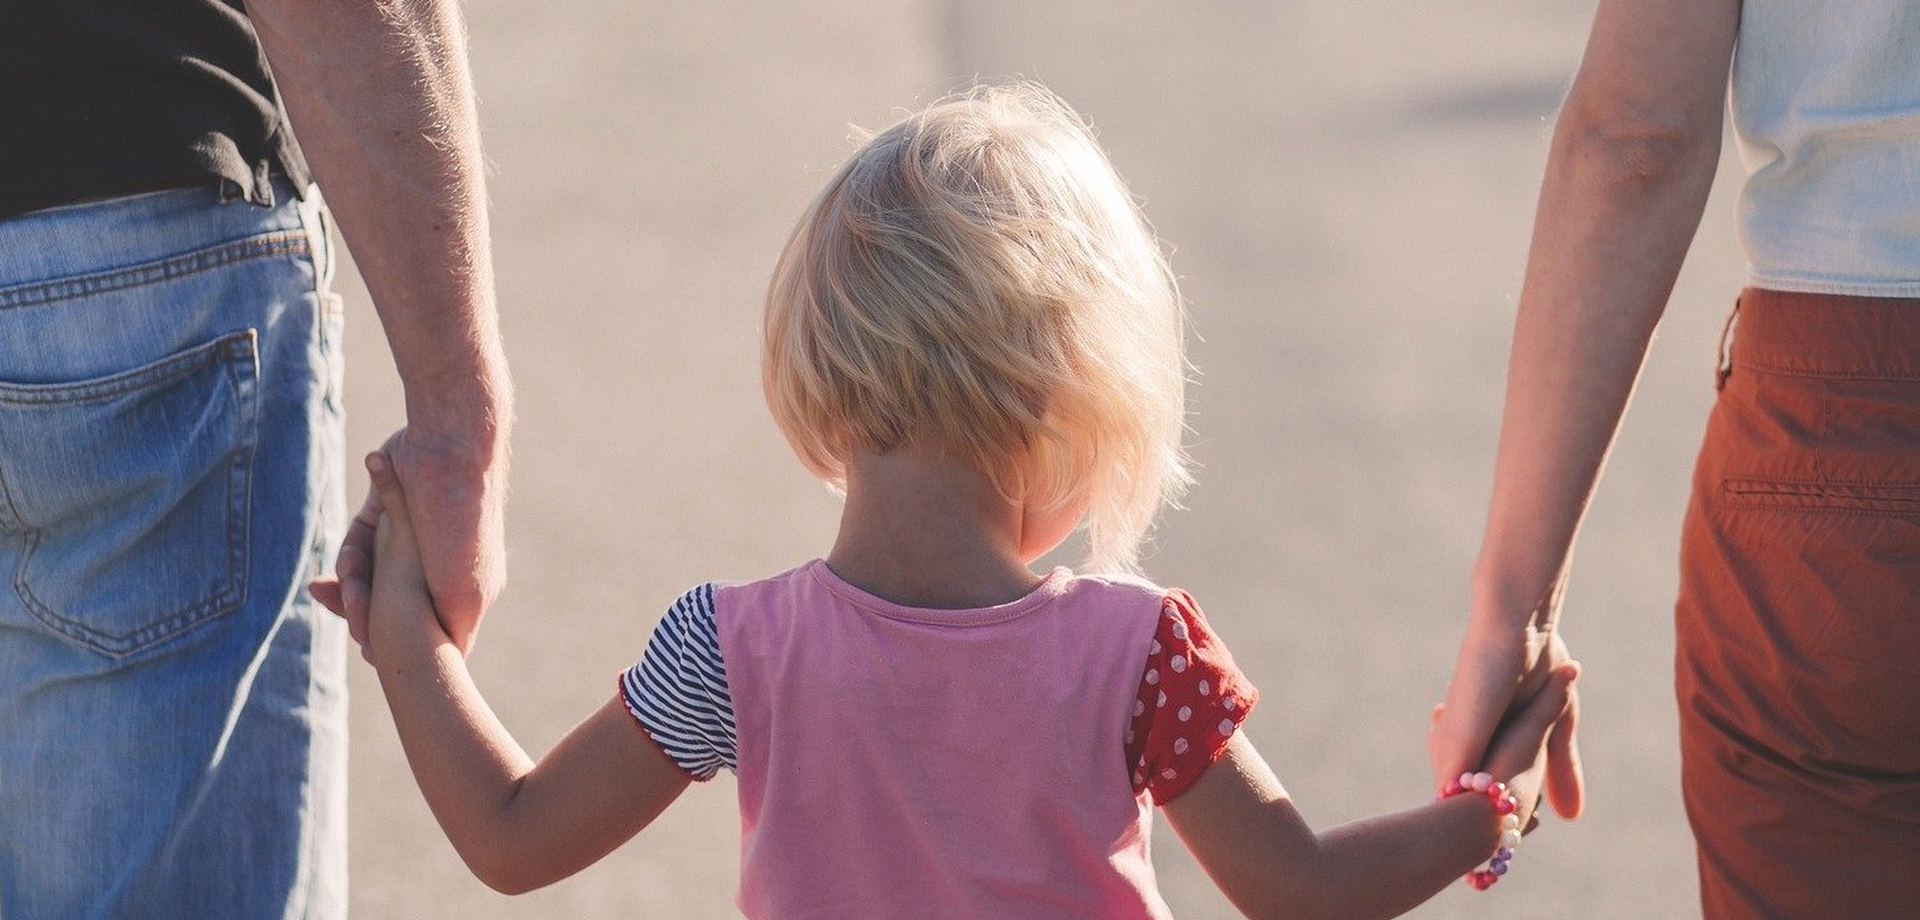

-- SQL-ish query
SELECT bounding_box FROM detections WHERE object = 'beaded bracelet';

[1439,771,1523,890]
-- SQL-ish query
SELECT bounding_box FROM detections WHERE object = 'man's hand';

[1430,626,1584,820]
[312,426,505,654]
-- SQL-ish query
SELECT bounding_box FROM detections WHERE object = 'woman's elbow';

[1555,96,1720,189]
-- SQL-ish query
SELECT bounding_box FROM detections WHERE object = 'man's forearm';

[249,0,511,445]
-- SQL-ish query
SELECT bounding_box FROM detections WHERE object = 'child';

[341,83,1576,919]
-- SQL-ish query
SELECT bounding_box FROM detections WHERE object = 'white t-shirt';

[1731,0,1920,297]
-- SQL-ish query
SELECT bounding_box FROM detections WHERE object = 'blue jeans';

[0,182,348,919]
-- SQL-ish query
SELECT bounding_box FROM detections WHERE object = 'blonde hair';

[762,83,1190,573]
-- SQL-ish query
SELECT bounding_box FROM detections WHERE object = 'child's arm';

[1164,665,1575,920]
[361,453,692,894]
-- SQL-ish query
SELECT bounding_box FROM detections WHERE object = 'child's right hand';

[1468,662,1579,831]
[362,451,457,668]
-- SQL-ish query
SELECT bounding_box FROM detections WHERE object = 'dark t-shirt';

[0,0,312,218]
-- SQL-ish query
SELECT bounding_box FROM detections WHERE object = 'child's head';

[763,83,1190,573]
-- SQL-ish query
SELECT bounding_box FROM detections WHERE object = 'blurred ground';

[334,1,1744,916]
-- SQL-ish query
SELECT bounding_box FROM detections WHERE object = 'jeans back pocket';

[0,329,260,657]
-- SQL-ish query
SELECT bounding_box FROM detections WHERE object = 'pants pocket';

[0,329,261,657]
[1722,478,1920,515]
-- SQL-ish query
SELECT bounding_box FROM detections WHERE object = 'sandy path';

[336,1,1740,915]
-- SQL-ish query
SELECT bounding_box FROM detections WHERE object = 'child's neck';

[826,443,1045,610]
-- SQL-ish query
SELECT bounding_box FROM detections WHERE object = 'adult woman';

[1429,0,1920,915]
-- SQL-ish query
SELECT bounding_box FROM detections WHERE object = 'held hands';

[1430,625,1585,823]
[1460,660,1580,833]
[327,451,457,668]
[311,426,506,655]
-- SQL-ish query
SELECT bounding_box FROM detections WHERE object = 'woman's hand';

[1431,626,1584,821]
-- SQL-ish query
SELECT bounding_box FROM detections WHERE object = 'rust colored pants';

[1676,288,1920,919]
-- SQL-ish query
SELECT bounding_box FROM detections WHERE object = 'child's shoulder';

[666,561,815,604]
[1054,573,1227,643]
[1055,568,1176,603]
[1049,569,1192,625]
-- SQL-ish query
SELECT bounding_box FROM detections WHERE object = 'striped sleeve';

[619,583,737,781]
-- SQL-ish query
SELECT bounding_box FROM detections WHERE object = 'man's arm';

[250,0,512,651]
[1428,0,1743,815]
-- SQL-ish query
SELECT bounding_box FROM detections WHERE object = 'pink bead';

[1486,781,1508,799]
[1493,796,1516,815]
[1468,871,1493,890]
[1442,778,1464,797]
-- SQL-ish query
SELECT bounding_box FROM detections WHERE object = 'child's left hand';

[1471,661,1579,833]
[359,451,456,668]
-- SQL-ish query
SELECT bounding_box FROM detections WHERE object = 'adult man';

[0,1,509,916]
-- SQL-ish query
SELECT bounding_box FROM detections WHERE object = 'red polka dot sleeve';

[1124,589,1259,805]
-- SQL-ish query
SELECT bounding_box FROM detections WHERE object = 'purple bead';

[1490,861,1509,876]
[1495,847,1514,860]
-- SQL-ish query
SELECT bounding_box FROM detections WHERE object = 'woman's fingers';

[1545,683,1586,819]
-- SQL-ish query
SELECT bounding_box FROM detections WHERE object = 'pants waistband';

[1730,287,1920,381]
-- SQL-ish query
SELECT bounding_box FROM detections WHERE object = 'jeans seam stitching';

[8,334,261,658]
[14,568,243,653]
[0,331,253,405]
[0,232,310,311]
[0,449,24,530]
[228,337,258,633]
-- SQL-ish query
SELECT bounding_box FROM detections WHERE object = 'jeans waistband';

[0,178,315,296]
[1732,286,1920,381]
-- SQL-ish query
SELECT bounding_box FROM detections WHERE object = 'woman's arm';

[1429,0,1744,815]
[1167,667,1575,920]
[364,455,691,894]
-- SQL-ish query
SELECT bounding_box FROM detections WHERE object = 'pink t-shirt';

[621,561,1257,918]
